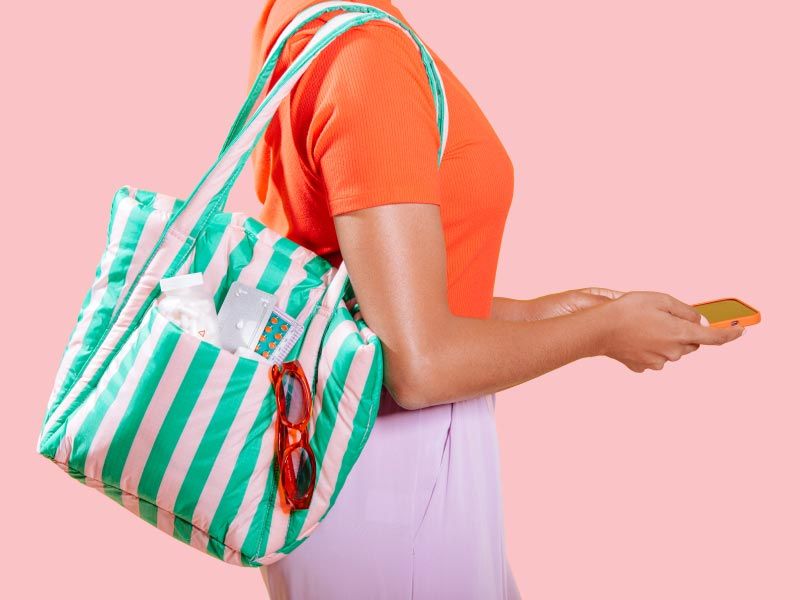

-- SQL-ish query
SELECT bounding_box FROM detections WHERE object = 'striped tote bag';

[36,1,448,567]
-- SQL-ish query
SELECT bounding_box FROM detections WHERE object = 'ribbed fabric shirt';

[249,0,514,319]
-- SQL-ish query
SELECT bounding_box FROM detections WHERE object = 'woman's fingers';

[671,343,701,361]
[661,294,703,324]
[686,322,745,345]
[628,343,700,372]
[575,287,626,300]
[568,291,613,311]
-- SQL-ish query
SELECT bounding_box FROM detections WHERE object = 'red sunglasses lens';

[279,369,309,426]
[284,445,315,506]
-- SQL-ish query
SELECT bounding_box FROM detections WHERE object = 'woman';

[248,1,745,597]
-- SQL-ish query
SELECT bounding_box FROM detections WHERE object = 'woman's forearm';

[385,305,609,409]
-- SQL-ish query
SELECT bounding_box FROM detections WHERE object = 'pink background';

[2,1,797,598]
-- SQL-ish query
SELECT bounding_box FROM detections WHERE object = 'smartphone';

[691,297,761,328]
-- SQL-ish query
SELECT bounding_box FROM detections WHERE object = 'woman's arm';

[334,203,744,410]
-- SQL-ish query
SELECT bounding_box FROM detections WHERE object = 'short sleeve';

[303,21,443,216]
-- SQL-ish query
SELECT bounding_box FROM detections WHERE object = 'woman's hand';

[593,291,745,372]
[492,288,625,321]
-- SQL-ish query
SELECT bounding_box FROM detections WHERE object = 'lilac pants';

[261,388,521,599]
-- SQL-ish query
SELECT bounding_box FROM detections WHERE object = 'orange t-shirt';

[249,0,514,319]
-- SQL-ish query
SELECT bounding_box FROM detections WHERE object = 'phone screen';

[693,299,756,324]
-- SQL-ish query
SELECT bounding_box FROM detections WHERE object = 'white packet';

[159,272,221,344]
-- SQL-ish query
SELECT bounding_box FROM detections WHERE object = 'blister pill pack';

[254,306,304,365]
[218,282,303,365]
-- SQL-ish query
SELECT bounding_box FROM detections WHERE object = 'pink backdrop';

[2,1,797,598]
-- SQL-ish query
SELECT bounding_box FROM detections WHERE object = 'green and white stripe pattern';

[36,2,448,566]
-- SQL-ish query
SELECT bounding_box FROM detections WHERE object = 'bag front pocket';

[63,302,279,563]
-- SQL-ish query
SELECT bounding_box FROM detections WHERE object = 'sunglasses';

[269,360,316,511]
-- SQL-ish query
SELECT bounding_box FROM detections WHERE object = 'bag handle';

[166,6,448,242]
[220,1,448,164]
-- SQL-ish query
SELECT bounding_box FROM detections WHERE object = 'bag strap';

[166,4,448,243]
[220,1,448,164]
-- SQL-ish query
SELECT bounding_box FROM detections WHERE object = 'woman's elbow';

[382,347,445,410]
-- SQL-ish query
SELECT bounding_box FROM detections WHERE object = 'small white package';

[158,272,221,344]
